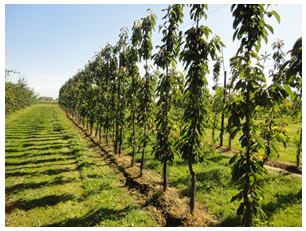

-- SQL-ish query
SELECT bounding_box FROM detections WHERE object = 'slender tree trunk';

[90,122,93,135]
[188,159,196,215]
[220,71,227,146]
[244,81,252,227]
[112,122,115,142]
[115,121,119,154]
[228,133,232,149]
[95,123,99,138]
[115,78,121,155]
[163,158,168,192]
[140,124,146,177]
[296,127,302,167]
[140,59,149,177]
[131,111,136,167]
[119,124,123,156]
[106,128,109,146]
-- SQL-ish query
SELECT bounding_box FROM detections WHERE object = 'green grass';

[188,114,302,165]
[6,104,301,227]
[5,104,158,227]
[121,126,302,227]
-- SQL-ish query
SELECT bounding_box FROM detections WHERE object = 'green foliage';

[137,9,157,176]
[5,71,38,114]
[152,4,184,191]
[178,4,224,165]
[229,4,285,227]
[177,4,224,214]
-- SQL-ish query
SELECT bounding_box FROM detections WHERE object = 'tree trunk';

[106,128,109,146]
[220,71,227,147]
[131,113,136,167]
[90,122,93,136]
[119,124,123,156]
[244,174,252,227]
[140,125,146,177]
[163,158,168,192]
[95,123,99,138]
[112,122,115,142]
[244,81,252,227]
[115,122,119,154]
[228,132,232,149]
[99,124,102,141]
[188,159,196,215]
[296,127,302,167]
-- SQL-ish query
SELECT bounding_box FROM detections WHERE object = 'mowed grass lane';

[5,104,157,227]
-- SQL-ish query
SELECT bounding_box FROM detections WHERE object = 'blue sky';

[4,2,303,100]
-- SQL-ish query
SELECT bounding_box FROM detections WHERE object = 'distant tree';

[5,69,38,113]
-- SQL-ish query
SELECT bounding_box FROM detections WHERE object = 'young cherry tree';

[178,4,224,214]
[152,4,184,192]
[281,37,302,167]
[228,4,287,227]
[114,26,129,156]
[259,39,290,163]
[138,9,157,177]
[127,19,142,167]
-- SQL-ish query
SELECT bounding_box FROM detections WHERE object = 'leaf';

[233,116,240,127]
[284,85,294,99]
[237,202,245,215]
[265,23,274,34]
[229,152,239,165]
[231,128,240,139]
[231,191,243,202]
[269,10,281,24]
[171,60,176,68]
[255,137,266,150]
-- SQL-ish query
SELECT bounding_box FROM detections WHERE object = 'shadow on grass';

[217,214,243,227]
[5,166,76,178]
[45,205,138,227]
[6,176,77,195]
[5,156,76,168]
[5,193,75,214]
[262,189,302,216]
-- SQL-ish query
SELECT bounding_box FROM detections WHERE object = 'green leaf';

[269,10,281,24]
[256,137,266,150]
[231,191,243,202]
[265,23,274,34]
[237,202,245,215]
[171,60,176,68]
[233,116,240,127]
[284,85,294,99]
[231,128,240,139]
[229,152,239,165]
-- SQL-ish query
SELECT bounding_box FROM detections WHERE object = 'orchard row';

[59,4,302,227]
